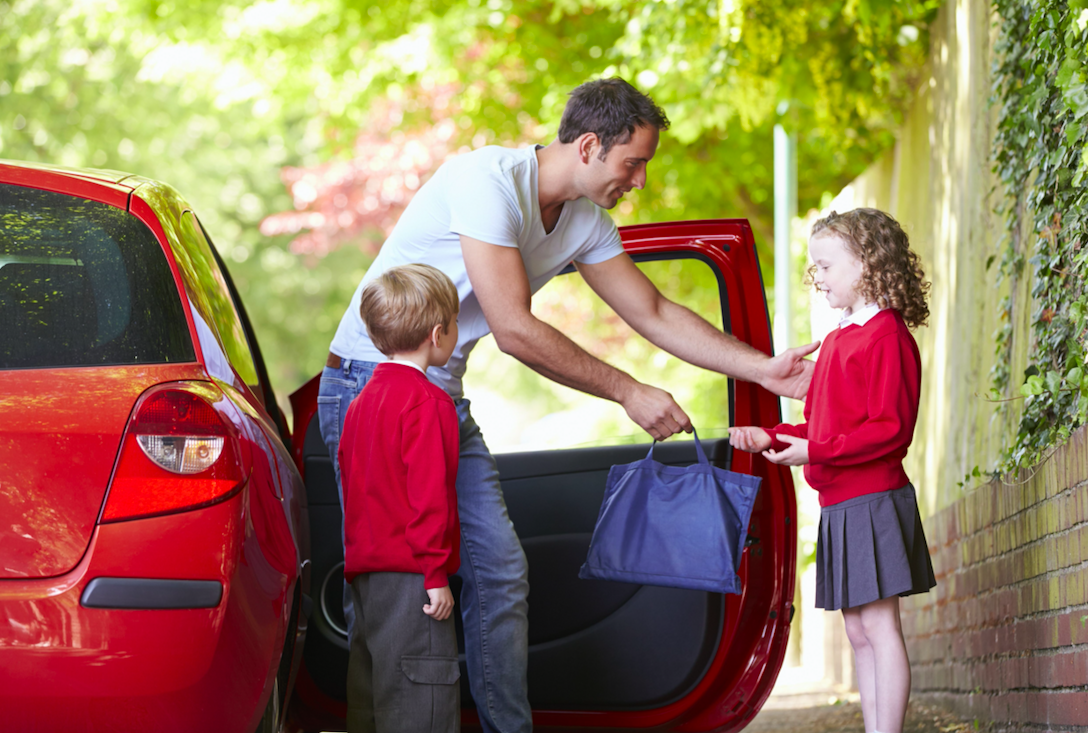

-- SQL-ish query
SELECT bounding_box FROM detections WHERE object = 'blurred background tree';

[0,0,938,438]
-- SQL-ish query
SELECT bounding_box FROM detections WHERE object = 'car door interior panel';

[302,416,734,710]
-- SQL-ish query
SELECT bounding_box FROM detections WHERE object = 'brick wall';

[902,426,1088,731]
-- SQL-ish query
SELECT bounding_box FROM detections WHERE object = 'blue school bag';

[578,430,761,595]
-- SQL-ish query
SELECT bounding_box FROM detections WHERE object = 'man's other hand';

[622,383,692,441]
[759,341,820,400]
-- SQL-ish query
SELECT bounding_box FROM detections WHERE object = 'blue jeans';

[318,361,531,733]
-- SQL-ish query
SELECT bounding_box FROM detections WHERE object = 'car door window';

[463,255,732,452]
[175,211,260,394]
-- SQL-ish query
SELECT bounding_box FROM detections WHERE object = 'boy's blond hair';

[359,264,459,356]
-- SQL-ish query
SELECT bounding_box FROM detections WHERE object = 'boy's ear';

[429,323,443,346]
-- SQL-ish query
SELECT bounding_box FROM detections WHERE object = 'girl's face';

[809,232,867,314]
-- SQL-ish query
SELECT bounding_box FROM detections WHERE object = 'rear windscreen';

[0,183,194,369]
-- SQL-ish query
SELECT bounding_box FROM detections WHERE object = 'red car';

[0,160,310,733]
[285,220,797,732]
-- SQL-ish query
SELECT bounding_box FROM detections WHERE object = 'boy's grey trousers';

[347,572,461,733]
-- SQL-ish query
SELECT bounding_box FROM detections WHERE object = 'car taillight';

[101,383,250,523]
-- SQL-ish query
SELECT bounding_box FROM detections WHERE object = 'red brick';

[948,509,960,543]
[1008,691,1031,722]
[1013,655,1031,687]
[952,631,968,658]
[1078,644,1088,685]
[1028,655,1043,687]
[1069,609,1088,644]
[1044,615,1061,648]
[1051,648,1082,688]
[1041,690,1088,726]
[1057,612,1074,646]
[994,623,1012,654]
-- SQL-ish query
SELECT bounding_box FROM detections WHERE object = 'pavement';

[747,667,974,733]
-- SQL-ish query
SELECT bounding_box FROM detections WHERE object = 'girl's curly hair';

[807,208,931,329]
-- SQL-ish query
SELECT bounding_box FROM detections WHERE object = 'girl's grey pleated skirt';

[815,483,936,611]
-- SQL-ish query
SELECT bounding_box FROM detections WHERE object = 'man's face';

[582,124,659,210]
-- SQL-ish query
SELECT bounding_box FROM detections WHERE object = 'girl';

[730,208,935,733]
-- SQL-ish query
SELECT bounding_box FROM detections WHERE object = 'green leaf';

[1023,375,1045,396]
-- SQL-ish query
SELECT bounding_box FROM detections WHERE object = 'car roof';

[0,156,144,188]
[0,158,175,210]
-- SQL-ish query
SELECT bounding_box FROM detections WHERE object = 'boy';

[338,263,462,733]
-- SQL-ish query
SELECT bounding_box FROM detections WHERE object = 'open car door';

[288,219,797,732]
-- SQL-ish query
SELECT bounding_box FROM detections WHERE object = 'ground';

[748,688,972,733]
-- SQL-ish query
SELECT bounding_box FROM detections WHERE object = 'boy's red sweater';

[767,309,921,507]
[338,363,460,589]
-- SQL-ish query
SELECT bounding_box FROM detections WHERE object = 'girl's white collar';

[838,303,883,329]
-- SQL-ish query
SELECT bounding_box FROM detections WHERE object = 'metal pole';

[773,123,797,415]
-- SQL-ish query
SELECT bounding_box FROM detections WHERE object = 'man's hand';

[762,434,810,466]
[759,341,820,400]
[423,585,455,621]
[621,382,692,441]
[729,426,772,453]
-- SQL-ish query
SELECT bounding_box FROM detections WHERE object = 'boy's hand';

[763,434,810,466]
[729,426,773,453]
[424,585,454,621]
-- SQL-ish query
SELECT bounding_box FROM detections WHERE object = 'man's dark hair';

[558,77,669,158]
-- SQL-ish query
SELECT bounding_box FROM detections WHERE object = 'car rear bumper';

[0,490,292,732]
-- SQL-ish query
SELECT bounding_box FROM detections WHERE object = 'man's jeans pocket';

[316,394,343,455]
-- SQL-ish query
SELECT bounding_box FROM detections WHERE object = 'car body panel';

[0,365,207,579]
[0,159,311,732]
[287,219,796,732]
[2,493,285,732]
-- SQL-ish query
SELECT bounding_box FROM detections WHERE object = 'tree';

[0,0,938,412]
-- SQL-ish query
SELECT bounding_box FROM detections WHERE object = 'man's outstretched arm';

[576,253,818,399]
[460,235,690,440]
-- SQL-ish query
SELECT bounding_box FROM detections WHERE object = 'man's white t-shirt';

[329,145,626,399]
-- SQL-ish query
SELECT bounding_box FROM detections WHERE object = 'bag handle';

[646,428,711,465]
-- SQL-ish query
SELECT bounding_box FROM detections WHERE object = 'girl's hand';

[763,434,809,466]
[729,426,773,453]
[424,585,455,621]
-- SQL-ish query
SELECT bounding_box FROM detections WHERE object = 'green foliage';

[990,0,1088,471]
[956,464,982,489]
[0,0,938,408]
[606,0,939,205]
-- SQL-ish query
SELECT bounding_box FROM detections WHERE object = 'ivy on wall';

[990,0,1088,471]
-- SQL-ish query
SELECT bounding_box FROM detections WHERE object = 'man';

[319,77,817,733]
